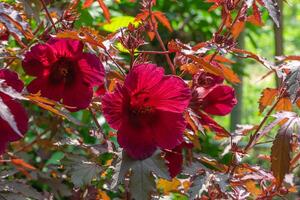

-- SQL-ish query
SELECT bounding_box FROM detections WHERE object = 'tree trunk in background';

[230,32,245,132]
[274,0,284,86]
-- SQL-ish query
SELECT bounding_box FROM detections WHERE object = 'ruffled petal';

[202,85,237,116]
[77,53,105,86]
[154,111,185,150]
[102,85,129,130]
[0,69,24,92]
[27,77,64,101]
[124,64,164,93]
[149,76,191,113]
[117,117,156,160]
[47,38,84,59]
[22,43,54,76]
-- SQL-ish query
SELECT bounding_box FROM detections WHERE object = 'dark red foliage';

[0,69,28,154]
[164,141,193,177]
[102,64,191,160]
[22,38,105,111]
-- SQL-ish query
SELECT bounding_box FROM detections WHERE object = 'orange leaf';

[297,99,300,108]
[56,28,105,49]
[135,10,149,21]
[259,88,278,113]
[231,20,245,39]
[97,190,110,200]
[205,54,235,64]
[180,63,199,75]
[220,64,240,84]
[244,180,262,197]
[186,55,223,77]
[97,0,111,22]
[11,159,36,170]
[157,178,181,194]
[275,98,292,112]
[153,11,173,32]
[147,31,155,41]
[83,0,94,8]
[247,2,264,26]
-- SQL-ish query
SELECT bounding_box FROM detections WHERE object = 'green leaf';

[102,16,139,32]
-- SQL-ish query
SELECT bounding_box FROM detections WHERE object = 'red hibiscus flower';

[22,38,105,111]
[0,69,28,154]
[191,71,237,116]
[102,64,191,160]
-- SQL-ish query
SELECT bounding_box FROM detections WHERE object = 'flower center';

[49,58,76,85]
[130,91,154,115]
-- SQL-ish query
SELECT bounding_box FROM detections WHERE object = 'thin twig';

[40,0,58,33]
[148,5,176,74]
[104,49,126,76]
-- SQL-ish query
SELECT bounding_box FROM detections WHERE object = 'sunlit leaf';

[258,88,278,113]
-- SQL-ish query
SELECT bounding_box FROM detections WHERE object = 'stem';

[40,0,57,33]
[137,50,171,55]
[243,96,282,153]
[148,5,176,74]
[290,151,300,170]
[104,49,126,76]
[153,28,176,74]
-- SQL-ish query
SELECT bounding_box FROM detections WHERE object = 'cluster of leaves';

[0,0,299,199]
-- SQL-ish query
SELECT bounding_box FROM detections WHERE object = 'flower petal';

[22,43,54,76]
[77,53,105,86]
[102,85,129,130]
[47,38,84,59]
[117,118,156,160]
[124,63,164,93]
[154,111,185,149]
[202,85,237,116]
[149,76,191,113]
[62,79,93,111]
[27,77,64,101]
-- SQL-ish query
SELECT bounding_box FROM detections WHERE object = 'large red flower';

[102,64,191,160]
[0,69,28,154]
[22,38,105,111]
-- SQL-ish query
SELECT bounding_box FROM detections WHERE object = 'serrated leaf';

[0,96,23,137]
[153,11,172,32]
[262,0,280,27]
[19,0,42,22]
[0,3,33,45]
[0,180,43,200]
[258,88,278,113]
[130,162,156,200]
[111,151,170,196]
[64,155,102,187]
[271,125,292,185]
[188,173,207,199]
[285,66,300,103]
